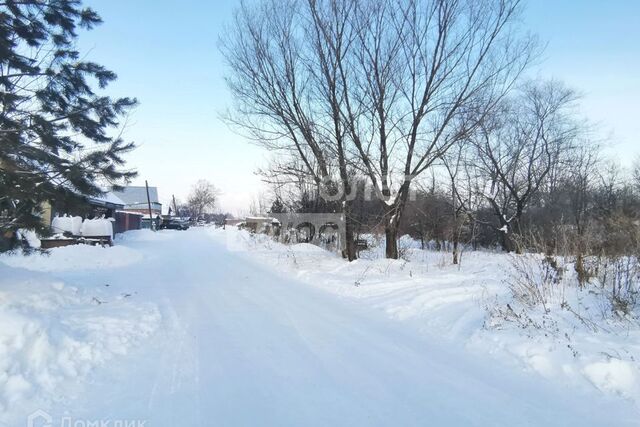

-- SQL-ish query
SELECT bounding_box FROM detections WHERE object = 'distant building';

[225,217,244,227]
[42,191,142,240]
[113,186,162,216]
[87,192,126,214]
[44,191,126,225]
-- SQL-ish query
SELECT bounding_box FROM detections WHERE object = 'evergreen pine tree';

[0,0,137,249]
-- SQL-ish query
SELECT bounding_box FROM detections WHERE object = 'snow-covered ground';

[0,228,638,426]
[0,241,159,424]
[231,231,640,405]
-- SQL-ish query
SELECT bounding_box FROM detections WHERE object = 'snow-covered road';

[2,229,638,426]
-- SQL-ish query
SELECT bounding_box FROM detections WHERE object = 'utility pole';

[173,194,178,218]
[145,180,155,231]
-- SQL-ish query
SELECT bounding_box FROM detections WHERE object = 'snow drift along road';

[1,228,637,426]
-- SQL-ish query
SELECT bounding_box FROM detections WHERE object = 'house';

[243,217,280,234]
[42,191,142,247]
[224,217,244,227]
[86,192,126,216]
[113,186,163,216]
[83,192,142,234]
[46,191,126,225]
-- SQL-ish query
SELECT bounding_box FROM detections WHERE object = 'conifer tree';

[0,0,137,249]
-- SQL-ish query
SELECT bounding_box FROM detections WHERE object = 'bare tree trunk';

[452,237,459,265]
[343,198,357,261]
[451,175,459,265]
[385,224,399,259]
[498,219,518,253]
[383,182,411,259]
[499,229,515,252]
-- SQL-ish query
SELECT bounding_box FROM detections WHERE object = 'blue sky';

[80,0,640,214]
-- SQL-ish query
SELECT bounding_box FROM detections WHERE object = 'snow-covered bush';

[489,250,640,335]
[15,229,41,249]
[594,255,640,318]
[506,254,567,312]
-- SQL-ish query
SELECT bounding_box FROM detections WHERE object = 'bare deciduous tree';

[472,80,580,252]
[632,156,640,194]
[188,180,218,220]
[221,0,360,259]
[341,0,538,258]
[222,0,537,259]
[442,141,485,264]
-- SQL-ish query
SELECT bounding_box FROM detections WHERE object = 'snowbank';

[115,229,178,243]
[15,229,41,248]
[0,264,160,422]
[0,244,143,272]
[213,228,640,407]
[583,359,640,398]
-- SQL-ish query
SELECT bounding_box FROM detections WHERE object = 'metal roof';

[113,186,161,207]
[87,192,126,209]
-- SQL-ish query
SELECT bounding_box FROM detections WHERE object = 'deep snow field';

[232,231,640,403]
[0,227,639,426]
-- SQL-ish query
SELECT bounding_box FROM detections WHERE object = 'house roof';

[87,192,126,210]
[113,186,161,209]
